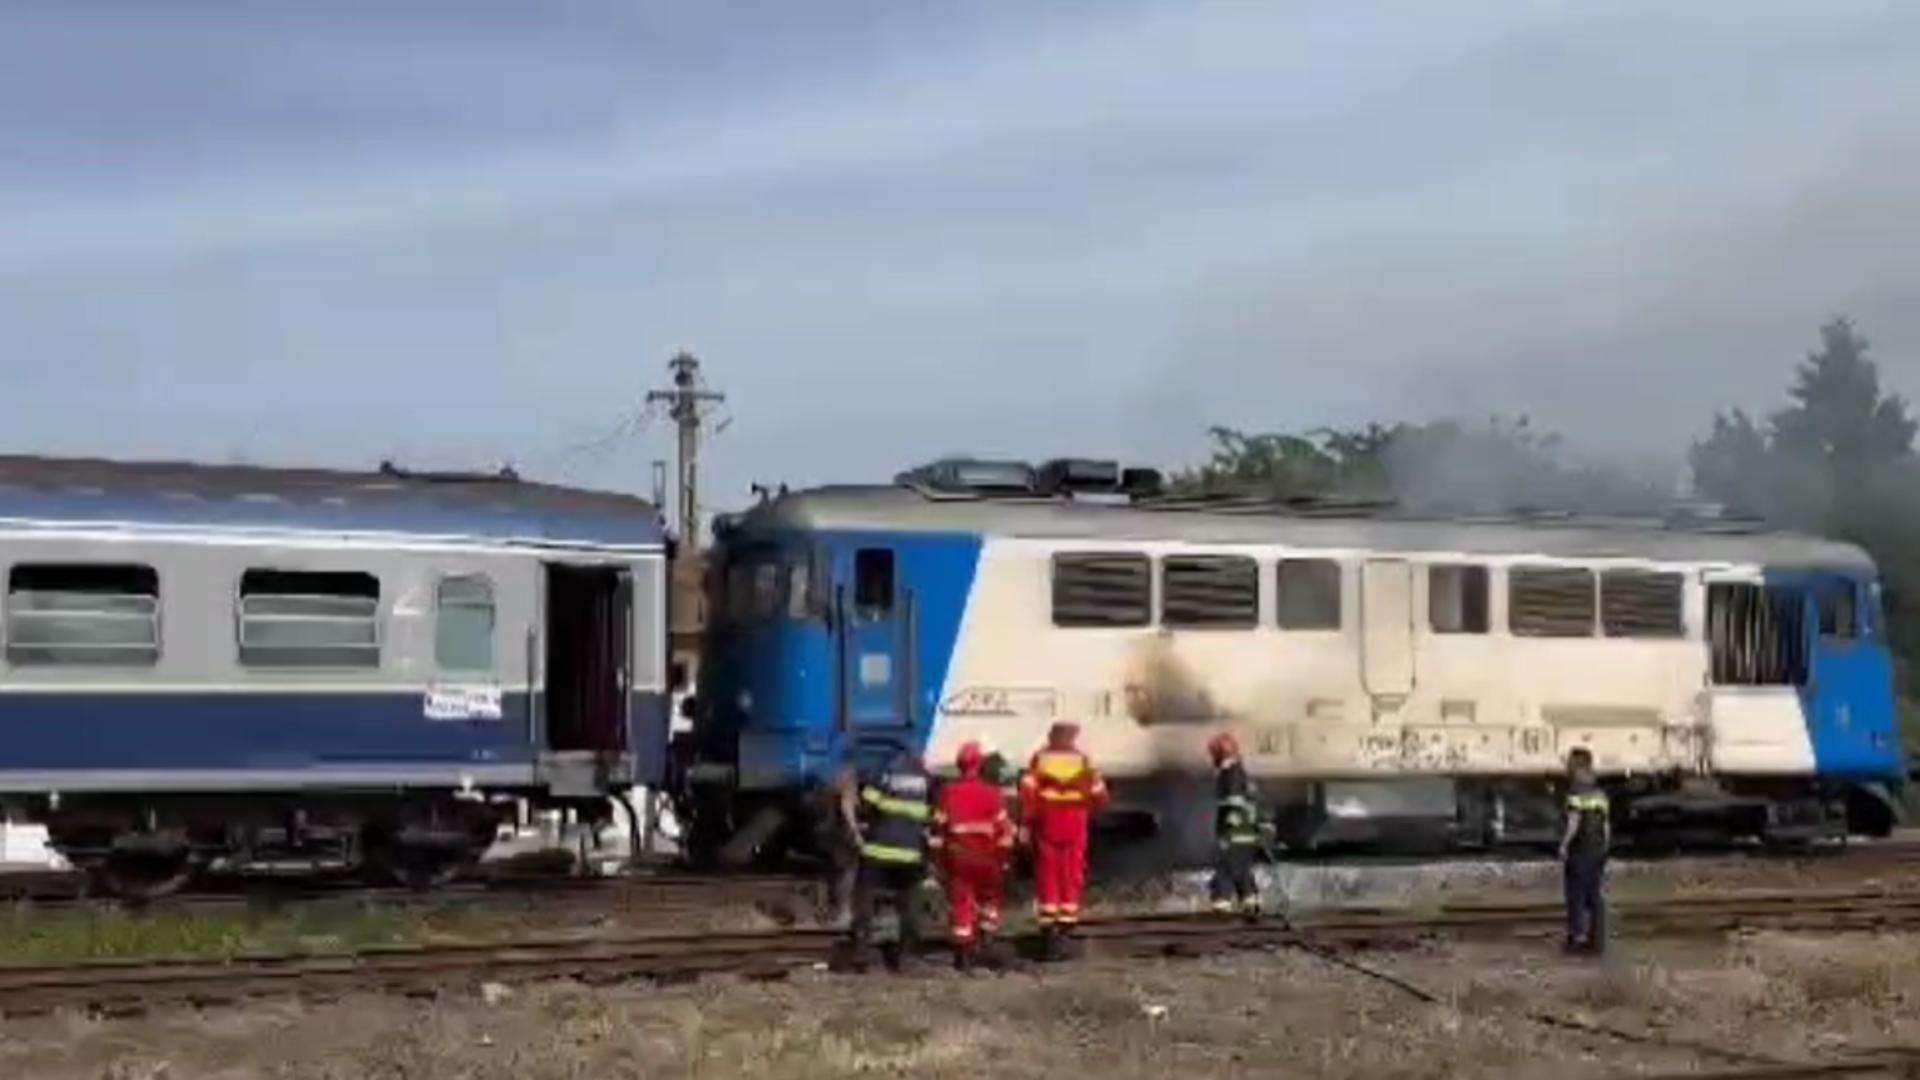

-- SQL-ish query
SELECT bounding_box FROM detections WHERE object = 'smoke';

[1376,419,1676,517]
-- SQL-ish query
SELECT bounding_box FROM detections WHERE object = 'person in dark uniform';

[846,748,933,971]
[1206,732,1264,916]
[1558,747,1611,955]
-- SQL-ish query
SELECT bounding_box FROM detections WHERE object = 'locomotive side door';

[835,544,914,734]
[1360,559,1416,705]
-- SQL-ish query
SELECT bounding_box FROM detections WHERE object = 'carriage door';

[1360,560,1416,704]
[543,564,632,756]
[836,546,913,733]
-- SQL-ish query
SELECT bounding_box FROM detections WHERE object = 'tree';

[1690,317,1917,529]
[1687,410,1771,516]
[1690,317,1920,713]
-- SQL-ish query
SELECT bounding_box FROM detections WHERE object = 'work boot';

[978,934,1005,971]
[954,944,975,973]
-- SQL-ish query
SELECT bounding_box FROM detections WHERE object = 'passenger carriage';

[681,458,1903,864]
[0,456,669,895]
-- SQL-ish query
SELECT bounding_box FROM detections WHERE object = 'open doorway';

[545,565,632,754]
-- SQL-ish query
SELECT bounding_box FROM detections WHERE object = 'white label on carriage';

[424,684,505,721]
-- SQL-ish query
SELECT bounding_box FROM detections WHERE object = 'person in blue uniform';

[1558,747,1611,955]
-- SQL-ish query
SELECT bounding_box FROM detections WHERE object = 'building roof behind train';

[723,481,1871,571]
[0,455,665,550]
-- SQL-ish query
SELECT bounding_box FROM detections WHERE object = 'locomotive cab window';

[1161,555,1257,629]
[238,569,381,669]
[1429,564,1489,634]
[434,575,495,672]
[1509,567,1596,637]
[1052,553,1150,628]
[1276,558,1341,631]
[5,564,160,667]
[786,557,817,620]
[1819,581,1859,641]
[853,548,894,620]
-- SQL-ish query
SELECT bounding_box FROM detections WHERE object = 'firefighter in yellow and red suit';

[1019,721,1108,957]
[928,741,1016,971]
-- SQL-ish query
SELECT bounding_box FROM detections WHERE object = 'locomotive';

[678,457,1905,865]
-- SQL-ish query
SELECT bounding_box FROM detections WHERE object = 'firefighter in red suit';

[929,741,1015,971]
[1019,721,1108,958]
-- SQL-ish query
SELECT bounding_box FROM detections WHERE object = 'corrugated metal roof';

[0,455,664,549]
[721,485,1872,570]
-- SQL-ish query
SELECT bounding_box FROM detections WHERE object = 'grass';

[0,902,473,966]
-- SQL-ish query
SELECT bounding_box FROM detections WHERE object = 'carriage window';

[1429,565,1489,634]
[238,569,380,668]
[1509,567,1595,637]
[1161,556,1257,629]
[1710,583,1808,685]
[1052,553,1150,627]
[1601,570,1683,638]
[1819,581,1858,640]
[5,564,160,667]
[1276,558,1341,630]
[434,575,495,672]
[854,549,895,619]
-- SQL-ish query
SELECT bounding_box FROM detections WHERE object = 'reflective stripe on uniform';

[1567,793,1609,814]
[1034,752,1087,784]
[862,787,931,821]
[949,821,1001,836]
[860,842,925,864]
[1038,788,1088,803]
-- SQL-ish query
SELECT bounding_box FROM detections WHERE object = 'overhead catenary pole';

[646,352,726,550]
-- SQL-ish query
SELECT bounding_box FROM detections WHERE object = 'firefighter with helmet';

[929,741,1016,970]
[845,746,933,971]
[1207,731,1268,916]
[1019,721,1108,958]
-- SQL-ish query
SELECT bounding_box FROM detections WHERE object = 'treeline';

[1179,317,1920,708]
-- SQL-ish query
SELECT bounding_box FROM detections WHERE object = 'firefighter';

[846,747,933,971]
[1558,746,1611,956]
[1019,721,1108,958]
[1207,732,1265,916]
[929,741,1016,971]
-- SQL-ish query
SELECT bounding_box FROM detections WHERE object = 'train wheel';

[91,849,195,902]
[367,841,469,890]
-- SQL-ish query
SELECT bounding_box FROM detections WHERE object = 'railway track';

[4,885,1920,1016]
[0,867,818,922]
[1628,1055,1920,1079]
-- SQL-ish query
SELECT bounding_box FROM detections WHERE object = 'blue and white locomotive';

[680,458,1904,864]
[0,455,669,895]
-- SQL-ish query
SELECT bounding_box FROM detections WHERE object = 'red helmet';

[1046,722,1080,750]
[956,741,985,776]
[1207,731,1240,764]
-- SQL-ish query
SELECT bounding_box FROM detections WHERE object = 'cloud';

[3,1,1920,510]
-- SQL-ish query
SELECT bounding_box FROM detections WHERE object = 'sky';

[6,1,1920,517]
